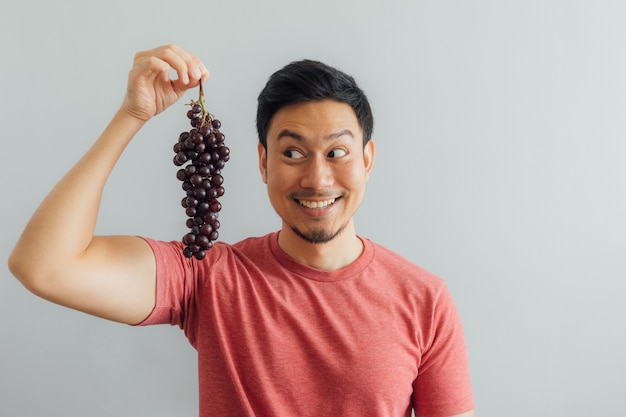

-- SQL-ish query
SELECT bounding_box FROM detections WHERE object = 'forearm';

[9,109,145,288]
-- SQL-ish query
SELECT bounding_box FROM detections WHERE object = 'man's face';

[258,99,375,244]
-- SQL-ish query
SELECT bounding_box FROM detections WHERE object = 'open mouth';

[297,198,337,209]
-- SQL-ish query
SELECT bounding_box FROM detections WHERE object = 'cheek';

[265,164,290,190]
[338,164,367,187]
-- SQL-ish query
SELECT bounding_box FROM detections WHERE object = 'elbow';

[7,248,25,283]
[8,248,51,297]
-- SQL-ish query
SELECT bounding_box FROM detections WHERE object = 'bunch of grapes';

[172,81,230,260]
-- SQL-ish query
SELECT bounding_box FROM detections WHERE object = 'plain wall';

[1,1,625,416]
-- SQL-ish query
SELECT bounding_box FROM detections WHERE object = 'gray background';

[1,1,625,416]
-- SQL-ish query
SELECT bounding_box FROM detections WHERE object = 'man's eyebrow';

[276,129,354,141]
[277,129,304,141]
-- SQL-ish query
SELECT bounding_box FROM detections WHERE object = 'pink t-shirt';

[139,232,474,417]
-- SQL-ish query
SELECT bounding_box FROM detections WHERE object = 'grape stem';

[199,80,206,114]
[198,80,212,127]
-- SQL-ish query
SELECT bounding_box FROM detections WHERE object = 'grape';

[172,81,230,260]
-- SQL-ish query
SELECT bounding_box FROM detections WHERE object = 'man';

[9,44,474,417]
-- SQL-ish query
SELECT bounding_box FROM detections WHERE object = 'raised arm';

[8,44,209,325]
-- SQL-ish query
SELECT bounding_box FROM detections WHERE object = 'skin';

[8,44,474,417]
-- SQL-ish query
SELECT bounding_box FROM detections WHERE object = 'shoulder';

[365,238,446,288]
[229,232,275,253]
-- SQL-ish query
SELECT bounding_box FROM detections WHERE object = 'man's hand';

[121,44,209,122]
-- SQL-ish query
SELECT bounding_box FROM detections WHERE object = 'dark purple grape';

[201,179,212,190]
[203,212,218,223]
[184,165,196,176]
[184,197,197,207]
[182,233,196,245]
[200,223,213,235]
[218,146,230,158]
[200,124,213,136]
[211,174,223,187]
[190,174,203,186]
[176,169,187,181]
[192,132,204,145]
[207,188,218,199]
[196,201,210,214]
[174,152,187,165]
[212,119,221,129]
[209,199,222,213]
[196,235,211,250]
[193,188,206,200]
[199,152,211,164]
[183,137,195,150]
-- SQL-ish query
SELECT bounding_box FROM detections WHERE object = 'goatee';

[291,224,348,244]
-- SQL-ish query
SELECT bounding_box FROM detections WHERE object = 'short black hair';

[256,59,374,149]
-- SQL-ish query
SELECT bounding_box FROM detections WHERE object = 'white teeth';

[299,198,336,209]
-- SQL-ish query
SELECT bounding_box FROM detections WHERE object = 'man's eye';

[284,149,305,159]
[327,148,347,158]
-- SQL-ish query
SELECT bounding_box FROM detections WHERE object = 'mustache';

[288,190,343,199]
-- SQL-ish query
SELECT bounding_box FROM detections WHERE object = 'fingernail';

[193,67,202,80]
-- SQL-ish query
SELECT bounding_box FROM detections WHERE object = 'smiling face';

[258,99,375,246]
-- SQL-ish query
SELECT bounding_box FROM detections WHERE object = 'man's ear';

[363,140,375,180]
[258,143,268,184]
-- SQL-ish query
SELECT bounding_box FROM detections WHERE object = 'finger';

[155,44,208,85]
[166,44,209,82]
[197,61,210,82]
[131,48,171,84]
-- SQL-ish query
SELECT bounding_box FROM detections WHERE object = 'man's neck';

[277,223,363,271]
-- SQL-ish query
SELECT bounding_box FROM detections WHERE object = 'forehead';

[267,99,363,142]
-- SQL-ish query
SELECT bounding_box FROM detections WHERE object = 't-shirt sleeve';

[134,237,196,329]
[413,283,475,417]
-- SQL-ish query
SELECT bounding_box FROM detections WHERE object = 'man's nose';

[300,155,333,190]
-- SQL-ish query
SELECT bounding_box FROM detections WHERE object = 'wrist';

[112,106,149,133]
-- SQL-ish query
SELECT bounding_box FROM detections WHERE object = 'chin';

[291,224,347,245]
